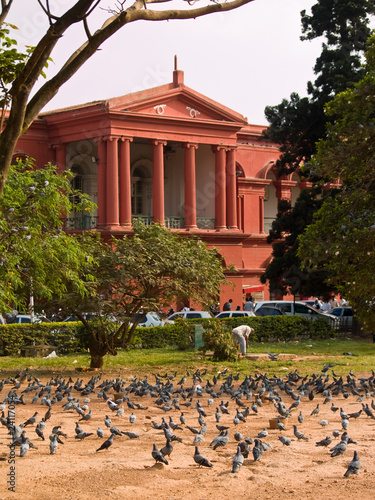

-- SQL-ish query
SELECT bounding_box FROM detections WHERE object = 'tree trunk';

[89,352,104,369]
[88,332,112,369]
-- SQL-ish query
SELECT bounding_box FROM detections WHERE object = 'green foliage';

[51,221,229,366]
[201,321,238,361]
[260,188,334,297]
[298,34,375,333]
[0,322,88,355]
[0,159,96,312]
[264,0,374,175]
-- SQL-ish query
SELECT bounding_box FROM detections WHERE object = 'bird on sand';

[96,434,114,452]
[152,444,168,465]
[315,436,332,447]
[232,445,244,473]
[49,434,58,455]
[193,446,212,467]
[344,450,361,477]
[293,425,308,441]
[278,436,291,446]
[160,438,173,459]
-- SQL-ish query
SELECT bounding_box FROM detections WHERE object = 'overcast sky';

[9,0,326,125]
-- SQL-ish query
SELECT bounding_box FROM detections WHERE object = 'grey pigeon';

[75,431,94,440]
[330,436,348,457]
[211,430,229,450]
[193,446,212,467]
[232,445,244,473]
[310,404,320,416]
[341,418,349,430]
[96,427,104,439]
[252,439,263,461]
[234,431,244,442]
[316,436,332,447]
[344,450,361,477]
[152,443,168,465]
[122,431,139,439]
[318,420,330,427]
[293,425,308,441]
[96,433,114,452]
[257,428,268,439]
[49,434,58,455]
[278,436,291,446]
[160,439,173,459]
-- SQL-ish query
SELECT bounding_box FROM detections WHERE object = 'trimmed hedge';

[0,315,335,356]
[0,322,89,355]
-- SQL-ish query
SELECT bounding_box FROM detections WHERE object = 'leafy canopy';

[298,34,375,331]
[0,158,96,312]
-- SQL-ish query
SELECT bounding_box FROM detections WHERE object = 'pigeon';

[316,436,332,447]
[293,425,308,441]
[152,444,168,465]
[318,420,330,427]
[211,430,229,450]
[252,439,264,461]
[104,415,112,428]
[239,440,251,457]
[49,434,58,455]
[330,436,349,457]
[193,446,212,467]
[310,404,320,416]
[265,351,280,361]
[20,435,30,457]
[234,431,245,442]
[298,411,304,424]
[75,431,94,440]
[96,427,104,439]
[122,431,139,439]
[160,439,173,459]
[278,436,291,446]
[277,419,287,432]
[129,412,136,424]
[344,450,361,477]
[341,418,349,430]
[23,412,38,427]
[232,445,244,473]
[79,409,92,421]
[257,428,268,439]
[96,434,114,452]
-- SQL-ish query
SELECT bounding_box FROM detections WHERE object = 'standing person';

[244,297,255,313]
[329,295,340,309]
[223,299,233,311]
[231,325,254,356]
[321,298,331,313]
[312,298,323,310]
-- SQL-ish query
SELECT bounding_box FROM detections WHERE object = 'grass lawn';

[0,337,374,376]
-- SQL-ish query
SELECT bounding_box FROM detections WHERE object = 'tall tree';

[264,0,375,175]
[0,158,95,312]
[0,0,254,195]
[260,188,334,298]
[298,34,375,332]
[45,221,230,368]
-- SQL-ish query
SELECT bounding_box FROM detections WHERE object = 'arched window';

[131,163,152,216]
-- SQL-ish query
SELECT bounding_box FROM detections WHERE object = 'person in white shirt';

[231,325,254,355]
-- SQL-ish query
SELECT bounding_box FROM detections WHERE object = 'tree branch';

[0,0,13,24]
[24,0,254,128]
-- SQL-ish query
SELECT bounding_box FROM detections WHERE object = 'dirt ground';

[1,363,375,500]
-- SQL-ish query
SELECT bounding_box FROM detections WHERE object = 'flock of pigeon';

[0,362,372,482]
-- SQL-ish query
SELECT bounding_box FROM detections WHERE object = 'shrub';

[201,321,238,361]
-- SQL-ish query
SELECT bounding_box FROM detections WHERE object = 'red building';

[14,64,305,309]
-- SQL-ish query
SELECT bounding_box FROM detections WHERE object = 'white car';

[132,312,163,327]
[255,301,339,326]
[215,311,255,319]
[164,311,212,324]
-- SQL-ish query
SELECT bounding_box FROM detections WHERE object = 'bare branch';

[0,0,13,24]
[24,0,254,128]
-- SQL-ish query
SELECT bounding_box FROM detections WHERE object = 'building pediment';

[108,84,247,127]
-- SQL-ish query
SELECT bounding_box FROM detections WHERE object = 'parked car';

[132,312,163,328]
[215,311,256,319]
[164,311,212,324]
[10,314,45,324]
[255,306,286,317]
[255,301,339,327]
[329,307,354,330]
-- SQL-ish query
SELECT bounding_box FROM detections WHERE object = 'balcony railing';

[197,218,215,229]
[61,215,218,231]
[61,215,98,231]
